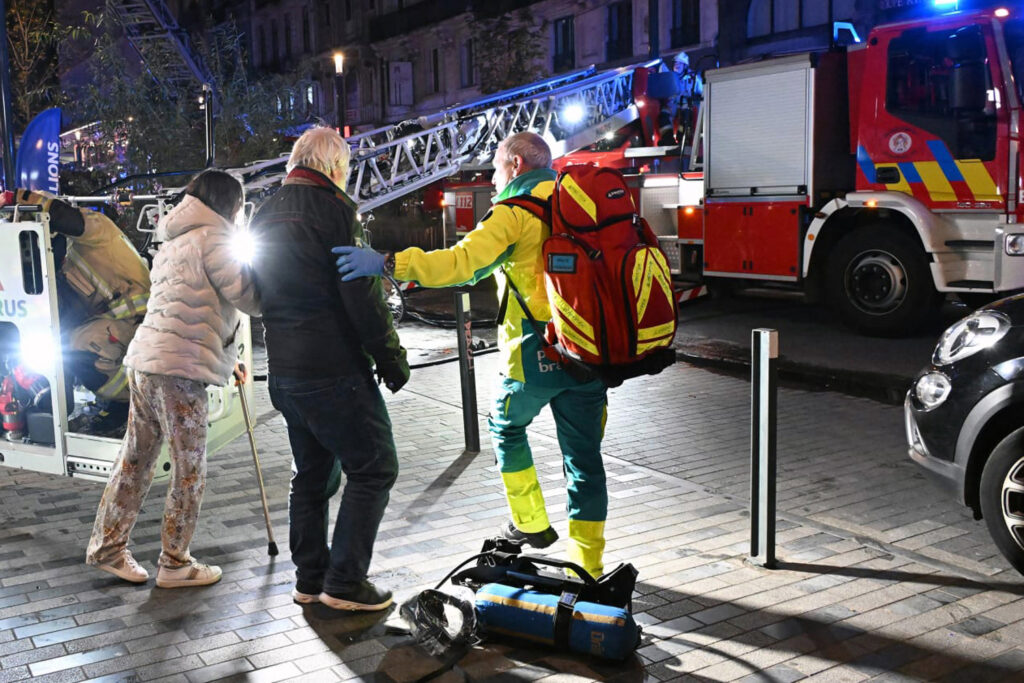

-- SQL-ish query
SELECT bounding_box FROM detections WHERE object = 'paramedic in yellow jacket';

[6,190,150,434]
[333,132,610,577]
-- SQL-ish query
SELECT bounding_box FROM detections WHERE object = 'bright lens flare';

[562,104,585,125]
[996,8,1010,18]
[232,230,256,265]
[21,331,57,376]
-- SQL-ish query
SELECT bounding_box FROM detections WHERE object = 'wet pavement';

[2,300,1024,681]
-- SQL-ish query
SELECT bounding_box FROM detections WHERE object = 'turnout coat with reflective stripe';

[64,210,151,321]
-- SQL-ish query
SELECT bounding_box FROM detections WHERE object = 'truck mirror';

[951,62,987,111]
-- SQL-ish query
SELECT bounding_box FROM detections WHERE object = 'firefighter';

[1,189,150,436]
[333,132,610,578]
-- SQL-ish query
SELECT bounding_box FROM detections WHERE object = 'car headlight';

[1006,233,1024,255]
[914,372,952,410]
[933,310,1011,365]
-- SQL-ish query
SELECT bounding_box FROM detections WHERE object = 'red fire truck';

[660,7,1024,336]
[444,7,1024,336]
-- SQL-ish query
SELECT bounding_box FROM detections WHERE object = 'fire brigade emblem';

[888,132,912,155]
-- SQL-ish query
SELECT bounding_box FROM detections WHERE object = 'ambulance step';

[66,455,114,481]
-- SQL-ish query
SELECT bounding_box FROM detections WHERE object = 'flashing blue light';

[933,0,958,7]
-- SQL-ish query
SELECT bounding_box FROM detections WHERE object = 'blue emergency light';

[933,0,958,8]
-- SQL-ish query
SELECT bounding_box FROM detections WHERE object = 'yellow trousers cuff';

[567,519,606,578]
[500,467,550,533]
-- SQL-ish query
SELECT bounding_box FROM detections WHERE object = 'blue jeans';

[268,373,399,593]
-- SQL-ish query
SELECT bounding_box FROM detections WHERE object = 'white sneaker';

[91,550,149,584]
[155,561,222,588]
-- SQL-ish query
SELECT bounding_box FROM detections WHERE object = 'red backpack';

[500,165,677,386]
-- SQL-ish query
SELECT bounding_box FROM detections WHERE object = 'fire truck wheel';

[980,427,1024,576]
[825,226,941,337]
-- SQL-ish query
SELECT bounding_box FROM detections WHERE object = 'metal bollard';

[750,328,777,568]
[455,291,480,453]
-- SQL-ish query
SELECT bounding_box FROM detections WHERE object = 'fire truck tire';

[825,226,941,337]
[980,427,1024,576]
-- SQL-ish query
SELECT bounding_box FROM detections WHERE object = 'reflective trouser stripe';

[567,519,606,578]
[96,365,129,400]
[500,467,550,533]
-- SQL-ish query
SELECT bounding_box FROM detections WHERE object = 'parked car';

[906,293,1024,574]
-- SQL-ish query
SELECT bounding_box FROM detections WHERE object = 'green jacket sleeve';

[394,203,522,286]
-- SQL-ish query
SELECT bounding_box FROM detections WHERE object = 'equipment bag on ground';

[451,539,642,661]
[500,164,677,387]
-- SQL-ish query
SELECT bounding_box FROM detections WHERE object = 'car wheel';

[825,225,942,337]
[980,427,1024,575]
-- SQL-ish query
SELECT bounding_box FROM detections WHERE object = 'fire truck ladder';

[107,0,216,97]
[242,60,661,212]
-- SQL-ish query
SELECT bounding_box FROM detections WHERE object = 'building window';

[346,0,352,22]
[302,8,311,53]
[271,20,279,63]
[553,16,574,72]
[258,25,266,66]
[432,48,441,93]
[284,14,292,58]
[460,38,476,88]
[748,0,856,39]
[606,2,632,62]
[670,0,700,48]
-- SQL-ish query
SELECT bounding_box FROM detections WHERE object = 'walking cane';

[234,364,279,556]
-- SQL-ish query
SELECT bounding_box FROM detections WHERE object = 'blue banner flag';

[15,108,62,194]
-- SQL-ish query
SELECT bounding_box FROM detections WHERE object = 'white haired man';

[334,132,610,578]
[249,126,409,611]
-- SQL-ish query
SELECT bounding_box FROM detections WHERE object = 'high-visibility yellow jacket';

[394,169,573,386]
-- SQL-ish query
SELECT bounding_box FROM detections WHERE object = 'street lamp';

[334,52,347,137]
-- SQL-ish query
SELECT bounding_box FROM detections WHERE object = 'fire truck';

[664,6,1024,336]
[443,7,1024,337]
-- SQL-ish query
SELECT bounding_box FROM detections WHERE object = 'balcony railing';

[369,0,543,42]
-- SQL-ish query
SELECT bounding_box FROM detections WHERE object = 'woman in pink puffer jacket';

[86,170,260,588]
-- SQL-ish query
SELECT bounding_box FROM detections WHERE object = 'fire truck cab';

[0,203,252,481]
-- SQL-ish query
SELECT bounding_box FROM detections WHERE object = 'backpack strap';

[493,195,553,328]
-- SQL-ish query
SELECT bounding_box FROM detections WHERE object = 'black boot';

[499,519,559,548]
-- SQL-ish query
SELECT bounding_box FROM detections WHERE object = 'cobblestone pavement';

[2,339,1024,681]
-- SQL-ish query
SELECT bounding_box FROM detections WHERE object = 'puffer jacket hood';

[157,193,230,241]
[125,194,259,386]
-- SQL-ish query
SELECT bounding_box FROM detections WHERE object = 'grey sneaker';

[91,550,149,584]
[499,519,559,549]
[155,561,222,588]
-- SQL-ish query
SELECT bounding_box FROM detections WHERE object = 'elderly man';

[334,132,610,578]
[249,127,409,611]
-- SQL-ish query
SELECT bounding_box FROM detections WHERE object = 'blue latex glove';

[332,245,387,281]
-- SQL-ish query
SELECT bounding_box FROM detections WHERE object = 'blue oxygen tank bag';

[448,538,642,661]
[475,582,641,661]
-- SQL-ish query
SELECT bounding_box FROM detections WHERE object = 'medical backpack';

[499,164,677,386]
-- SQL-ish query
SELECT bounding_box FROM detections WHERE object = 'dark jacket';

[250,167,406,379]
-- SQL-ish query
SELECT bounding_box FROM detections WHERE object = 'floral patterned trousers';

[86,369,209,569]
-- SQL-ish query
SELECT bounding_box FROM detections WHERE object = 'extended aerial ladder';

[241,59,663,212]
[107,0,216,98]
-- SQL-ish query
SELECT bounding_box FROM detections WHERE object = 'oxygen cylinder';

[2,400,25,441]
[475,582,640,661]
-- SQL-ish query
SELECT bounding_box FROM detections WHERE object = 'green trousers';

[488,375,608,576]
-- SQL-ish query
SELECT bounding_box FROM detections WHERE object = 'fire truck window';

[18,231,44,295]
[886,25,996,161]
